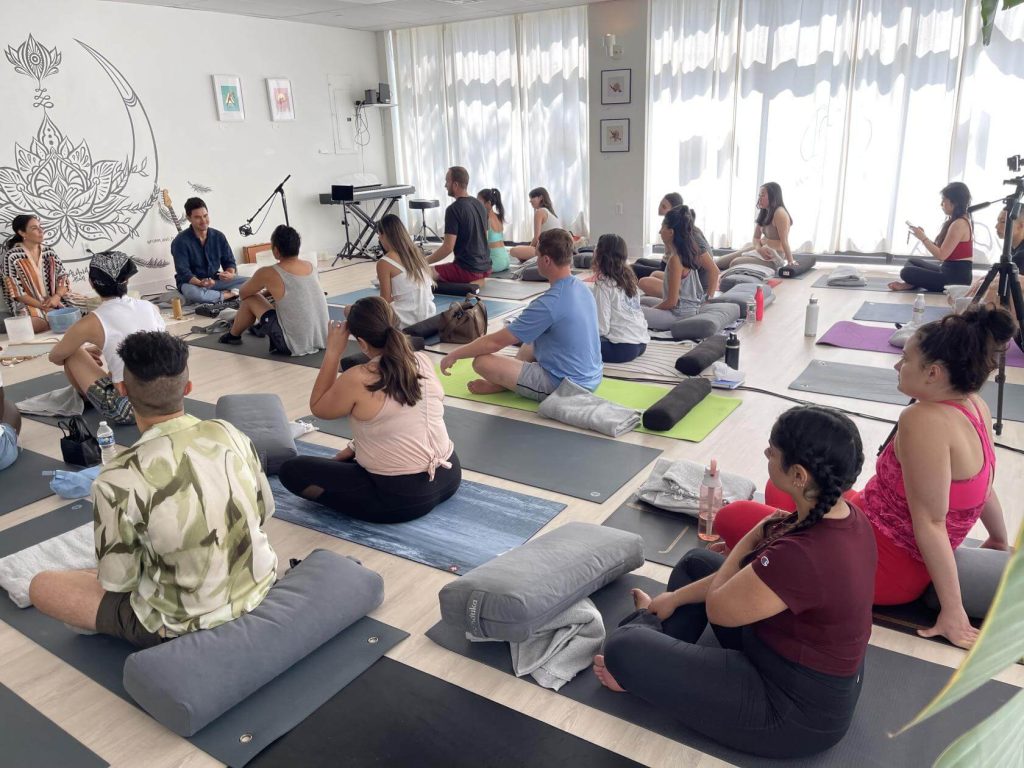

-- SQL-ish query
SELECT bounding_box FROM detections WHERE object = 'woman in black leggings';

[890,182,974,293]
[594,406,877,759]
[279,296,461,523]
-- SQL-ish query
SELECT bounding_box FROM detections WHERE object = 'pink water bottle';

[754,286,765,321]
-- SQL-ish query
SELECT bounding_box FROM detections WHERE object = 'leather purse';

[58,416,101,467]
[439,295,488,344]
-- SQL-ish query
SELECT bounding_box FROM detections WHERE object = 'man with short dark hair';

[171,197,246,304]
[30,331,278,648]
[426,166,492,284]
[439,229,602,401]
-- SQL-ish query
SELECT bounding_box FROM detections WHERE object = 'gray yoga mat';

[789,361,911,406]
[601,497,701,567]
[477,279,548,301]
[303,406,661,502]
[0,683,108,768]
[188,331,362,369]
[812,274,898,292]
[0,448,75,516]
[427,573,1018,768]
[0,502,408,768]
[853,301,950,324]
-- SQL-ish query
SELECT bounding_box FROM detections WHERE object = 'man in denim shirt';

[171,197,247,304]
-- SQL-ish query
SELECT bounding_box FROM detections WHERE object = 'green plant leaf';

[1004,0,1023,11]
[981,0,999,44]
[934,687,1024,767]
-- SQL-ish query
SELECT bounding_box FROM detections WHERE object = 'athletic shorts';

[95,591,165,649]
[435,262,490,284]
[515,362,558,402]
[0,423,18,471]
[86,376,134,425]
[253,309,292,355]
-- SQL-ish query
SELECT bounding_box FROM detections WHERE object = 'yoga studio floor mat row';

[853,301,950,324]
[271,441,566,574]
[304,406,661,502]
[325,287,524,317]
[601,496,701,568]
[188,331,362,369]
[0,683,107,768]
[0,448,75,516]
[427,573,1018,768]
[250,658,641,768]
[477,278,549,300]
[439,359,740,442]
[0,502,409,768]
[812,273,900,292]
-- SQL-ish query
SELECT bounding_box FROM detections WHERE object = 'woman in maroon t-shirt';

[594,407,877,759]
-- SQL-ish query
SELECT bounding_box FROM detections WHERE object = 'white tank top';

[539,209,563,233]
[380,255,435,328]
[93,297,166,382]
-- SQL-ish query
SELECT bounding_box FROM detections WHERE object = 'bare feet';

[467,378,505,395]
[592,654,626,692]
[631,588,652,611]
[888,281,914,292]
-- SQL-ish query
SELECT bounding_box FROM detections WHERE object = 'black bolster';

[674,335,727,376]
[403,313,444,340]
[778,254,816,278]
[434,282,479,296]
[642,377,713,431]
[340,335,426,371]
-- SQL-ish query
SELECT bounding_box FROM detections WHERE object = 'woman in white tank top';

[376,215,435,328]
[510,186,565,262]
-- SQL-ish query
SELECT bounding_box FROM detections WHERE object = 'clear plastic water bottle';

[912,293,926,326]
[97,421,117,464]
[698,460,723,542]
[804,295,820,337]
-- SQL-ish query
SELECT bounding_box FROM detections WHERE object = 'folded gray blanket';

[637,458,756,516]
[826,266,867,287]
[537,379,641,437]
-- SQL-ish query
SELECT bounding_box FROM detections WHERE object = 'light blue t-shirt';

[508,276,603,391]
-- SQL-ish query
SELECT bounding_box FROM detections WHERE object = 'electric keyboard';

[329,184,415,203]
[320,183,416,263]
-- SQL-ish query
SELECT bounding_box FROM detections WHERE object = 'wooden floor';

[2,260,1022,767]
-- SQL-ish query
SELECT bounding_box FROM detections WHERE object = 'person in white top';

[48,251,165,424]
[591,234,649,363]
[511,187,564,262]
[375,214,435,328]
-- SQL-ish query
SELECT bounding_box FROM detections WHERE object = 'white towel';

[637,458,756,516]
[0,524,95,608]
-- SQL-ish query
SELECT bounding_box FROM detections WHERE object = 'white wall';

[0,0,388,293]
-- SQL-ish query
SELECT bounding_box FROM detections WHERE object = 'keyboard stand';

[332,195,402,265]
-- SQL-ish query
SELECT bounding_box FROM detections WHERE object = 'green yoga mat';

[438,360,740,442]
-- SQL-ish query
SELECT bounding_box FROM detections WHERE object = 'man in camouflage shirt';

[30,331,277,648]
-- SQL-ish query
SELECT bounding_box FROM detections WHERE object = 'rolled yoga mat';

[674,336,726,376]
[433,282,480,296]
[0,683,108,768]
[643,378,713,431]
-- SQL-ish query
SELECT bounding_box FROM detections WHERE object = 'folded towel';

[537,379,641,437]
[720,264,776,283]
[637,458,756,516]
[16,385,84,418]
[0,524,95,608]
[826,266,867,287]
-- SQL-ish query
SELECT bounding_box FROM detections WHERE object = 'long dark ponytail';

[347,296,423,406]
[936,181,972,246]
[6,214,37,249]
[478,188,505,224]
[662,205,701,269]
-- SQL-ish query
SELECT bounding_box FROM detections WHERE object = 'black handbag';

[58,416,101,467]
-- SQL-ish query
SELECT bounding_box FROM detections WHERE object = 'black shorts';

[95,591,165,649]
[253,309,291,355]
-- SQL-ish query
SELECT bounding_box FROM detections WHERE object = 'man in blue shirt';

[439,229,602,401]
[171,197,247,304]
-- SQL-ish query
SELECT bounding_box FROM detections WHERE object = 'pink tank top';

[351,352,454,478]
[861,399,994,562]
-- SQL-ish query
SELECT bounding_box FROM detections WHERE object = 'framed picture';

[213,75,244,121]
[601,69,631,105]
[266,77,295,121]
[600,118,630,152]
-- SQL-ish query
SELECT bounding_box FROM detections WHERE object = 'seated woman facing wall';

[279,296,461,524]
[591,234,649,363]
[716,182,795,270]
[890,182,974,293]
[2,214,70,333]
[595,406,875,759]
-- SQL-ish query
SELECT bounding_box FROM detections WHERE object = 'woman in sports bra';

[715,305,1014,650]
[890,182,974,292]
[716,182,795,270]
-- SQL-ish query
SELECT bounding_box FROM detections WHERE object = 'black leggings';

[603,549,863,759]
[278,452,462,524]
[631,258,666,279]
[899,258,972,292]
[600,339,647,363]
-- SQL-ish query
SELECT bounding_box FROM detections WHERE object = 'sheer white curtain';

[390,8,588,241]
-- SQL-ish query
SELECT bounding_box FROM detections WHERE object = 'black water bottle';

[724,332,740,369]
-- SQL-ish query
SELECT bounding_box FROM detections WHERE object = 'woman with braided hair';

[594,406,876,759]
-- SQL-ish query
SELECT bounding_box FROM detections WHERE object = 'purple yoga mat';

[817,321,1024,367]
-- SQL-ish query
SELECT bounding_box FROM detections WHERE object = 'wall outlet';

[615,203,624,215]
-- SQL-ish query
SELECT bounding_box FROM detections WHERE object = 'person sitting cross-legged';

[30,331,278,648]
[171,197,246,304]
[439,228,602,401]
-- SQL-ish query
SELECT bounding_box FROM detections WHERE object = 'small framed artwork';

[601,68,631,105]
[213,75,244,121]
[266,77,295,121]
[600,118,630,152]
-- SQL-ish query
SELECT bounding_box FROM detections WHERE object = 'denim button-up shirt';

[171,227,236,288]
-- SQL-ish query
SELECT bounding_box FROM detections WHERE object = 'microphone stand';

[239,174,292,236]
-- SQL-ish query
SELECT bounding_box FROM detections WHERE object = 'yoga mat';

[250,658,642,768]
[188,332,362,369]
[812,274,901,292]
[439,359,741,442]
[853,301,950,324]
[427,573,1018,768]
[327,305,440,345]
[0,448,75,516]
[0,683,108,768]
[325,287,524,318]
[477,279,549,301]
[601,496,700,567]
[789,361,911,406]
[270,442,566,574]
[302,406,661,502]
[0,502,408,768]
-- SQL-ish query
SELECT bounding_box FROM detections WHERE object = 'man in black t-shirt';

[427,166,492,283]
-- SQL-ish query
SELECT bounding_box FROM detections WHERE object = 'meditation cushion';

[573,253,594,270]
[215,394,296,474]
[674,337,727,376]
[434,282,480,297]
[438,522,643,642]
[122,549,384,737]
[670,303,740,341]
[517,265,546,282]
[643,377,713,431]
[777,253,816,278]
[708,282,775,319]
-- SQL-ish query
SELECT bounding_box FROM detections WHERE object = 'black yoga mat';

[812,274,899,292]
[0,502,409,768]
[601,497,701,567]
[0,448,75,516]
[0,683,108,768]
[303,406,661,502]
[427,573,1018,768]
[853,301,950,324]
[188,332,362,369]
[250,658,642,768]
[789,361,911,406]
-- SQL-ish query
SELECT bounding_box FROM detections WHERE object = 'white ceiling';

[101,0,605,32]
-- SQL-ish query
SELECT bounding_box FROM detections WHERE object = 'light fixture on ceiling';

[604,33,622,59]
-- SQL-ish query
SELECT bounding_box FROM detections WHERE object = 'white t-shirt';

[539,209,563,233]
[93,297,166,383]
[592,276,650,345]
[380,255,435,328]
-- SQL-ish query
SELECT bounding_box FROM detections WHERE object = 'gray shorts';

[515,361,557,402]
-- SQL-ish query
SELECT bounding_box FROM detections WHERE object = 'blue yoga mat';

[325,288,523,318]
[271,442,566,574]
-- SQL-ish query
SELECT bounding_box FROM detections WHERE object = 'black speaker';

[377,82,391,104]
[364,88,376,105]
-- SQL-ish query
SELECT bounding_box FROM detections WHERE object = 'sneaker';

[223,298,241,310]
[218,331,242,345]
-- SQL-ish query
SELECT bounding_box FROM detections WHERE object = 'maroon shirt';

[749,502,877,677]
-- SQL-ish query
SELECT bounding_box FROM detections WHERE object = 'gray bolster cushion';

[708,283,775,319]
[643,377,713,430]
[670,303,740,341]
[923,545,1011,620]
[674,337,726,376]
[518,266,546,282]
[778,253,816,278]
[123,549,384,737]
[434,282,480,297]
[215,394,296,474]
[438,522,643,642]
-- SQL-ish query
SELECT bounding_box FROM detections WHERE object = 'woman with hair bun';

[278,296,461,523]
[717,305,1014,649]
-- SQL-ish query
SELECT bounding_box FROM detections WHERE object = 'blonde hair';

[379,214,432,285]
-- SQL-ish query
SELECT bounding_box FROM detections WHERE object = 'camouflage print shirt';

[93,415,278,636]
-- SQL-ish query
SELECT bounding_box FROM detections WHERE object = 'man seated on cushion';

[0,369,21,471]
[439,229,602,401]
[30,331,278,648]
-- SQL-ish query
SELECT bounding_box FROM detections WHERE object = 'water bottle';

[97,421,117,465]
[745,298,757,321]
[912,293,926,326]
[804,295,820,337]
[698,460,723,542]
[754,286,765,321]
[724,333,740,369]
